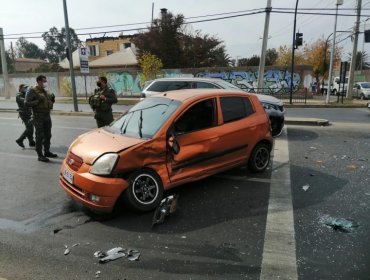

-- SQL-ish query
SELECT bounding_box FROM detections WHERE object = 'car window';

[220,96,255,123]
[174,98,216,134]
[194,82,220,89]
[109,97,180,139]
[166,81,191,91]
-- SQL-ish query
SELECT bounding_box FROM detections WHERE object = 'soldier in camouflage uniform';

[15,84,35,148]
[25,75,57,162]
[89,76,117,128]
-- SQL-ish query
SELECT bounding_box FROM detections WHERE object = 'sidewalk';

[0,96,368,126]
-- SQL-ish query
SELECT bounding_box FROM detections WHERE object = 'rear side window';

[193,82,220,89]
[220,96,254,123]
[147,81,191,92]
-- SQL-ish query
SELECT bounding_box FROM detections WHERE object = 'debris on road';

[64,248,70,255]
[72,243,80,247]
[346,164,359,171]
[302,184,310,192]
[95,271,101,278]
[94,247,141,263]
[127,249,141,261]
[152,194,179,227]
[321,215,359,233]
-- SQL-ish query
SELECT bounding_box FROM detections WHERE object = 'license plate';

[63,167,74,184]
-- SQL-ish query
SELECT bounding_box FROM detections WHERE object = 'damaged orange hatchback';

[59,90,273,213]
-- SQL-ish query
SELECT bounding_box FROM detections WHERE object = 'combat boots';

[44,151,57,158]
[29,139,36,147]
[15,138,25,148]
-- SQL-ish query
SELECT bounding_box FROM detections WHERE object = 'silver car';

[353,82,370,100]
[141,77,285,137]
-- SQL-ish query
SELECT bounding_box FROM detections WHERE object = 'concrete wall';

[0,65,312,98]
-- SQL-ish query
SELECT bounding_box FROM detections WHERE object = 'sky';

[1,0,370,60]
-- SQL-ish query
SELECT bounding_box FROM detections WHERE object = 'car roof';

[149,77,224,83]
[153,89,256,103]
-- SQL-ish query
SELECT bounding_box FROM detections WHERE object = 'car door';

[166,97,224,183]
[215,95,258,167]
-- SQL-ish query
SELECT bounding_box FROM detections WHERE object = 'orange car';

[59,90,273,213]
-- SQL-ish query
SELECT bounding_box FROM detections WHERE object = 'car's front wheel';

[270,117,284,137]
[248,143,271,173]
[124,169,163,212]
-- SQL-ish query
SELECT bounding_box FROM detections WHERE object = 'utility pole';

[257,0,272,94]
[0,28,10,99]
[63,0,78,112]
[326,0,343,104]
[289,0,299,104]
[347,0,362,99]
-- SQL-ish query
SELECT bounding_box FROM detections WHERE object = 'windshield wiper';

[138,110,143,138]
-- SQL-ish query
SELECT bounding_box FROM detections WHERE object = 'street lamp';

[326,0,343,104]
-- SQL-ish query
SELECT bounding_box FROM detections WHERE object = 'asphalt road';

[0,108,369,279]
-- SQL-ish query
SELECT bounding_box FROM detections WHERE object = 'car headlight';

[262,102,276,110]
[90,153,119,175]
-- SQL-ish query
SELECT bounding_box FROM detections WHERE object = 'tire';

[332,89,337,96]
[123,169,163,212]
[248,143,271,173]
[270,117,283,137]
[360,93,365,100]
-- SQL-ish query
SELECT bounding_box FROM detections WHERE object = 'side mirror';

[168,136,180,155]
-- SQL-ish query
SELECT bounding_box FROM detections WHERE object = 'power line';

[3,8,265,37]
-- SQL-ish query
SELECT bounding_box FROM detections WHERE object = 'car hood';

[69,128,146,165]
[255,93,284,106]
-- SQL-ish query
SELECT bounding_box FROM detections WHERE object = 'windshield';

[109,97,181,139]
[214,79,243,90]
[361,83,370,89]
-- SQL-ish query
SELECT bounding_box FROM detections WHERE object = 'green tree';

[138,52,163,86]
[134,11,231,68]
[134,12,184,68]
[15,37,46,59]
[181,31,230,67]
[347,51,370,70]
[42,26,80,63]
[266,48,278,66]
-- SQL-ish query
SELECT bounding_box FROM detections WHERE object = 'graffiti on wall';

[1,68,303,98]
[195,70,301,94]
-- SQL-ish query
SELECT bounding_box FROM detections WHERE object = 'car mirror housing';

[168,136,180,155]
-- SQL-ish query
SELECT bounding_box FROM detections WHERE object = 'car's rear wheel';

[124,169,163,212]
[360,93,365,100]
[248,143,270,173]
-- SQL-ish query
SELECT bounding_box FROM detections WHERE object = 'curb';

[1,108,330,126]
[285,117,330,126]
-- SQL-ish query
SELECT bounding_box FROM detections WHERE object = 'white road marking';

[0,122,91,131]
[260,130,298,280]
[0,151,66,161]
[215,174,290,184]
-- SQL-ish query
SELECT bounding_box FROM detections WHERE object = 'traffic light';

[295,32,303,48]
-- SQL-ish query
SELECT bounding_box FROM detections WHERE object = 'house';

[14,58,48,72]
[59,35,138,70]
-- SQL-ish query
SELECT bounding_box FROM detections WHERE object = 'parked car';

[321,77,348,96]
[353,82,370,100]
[60,90,273,213]
[141,78,285,137]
